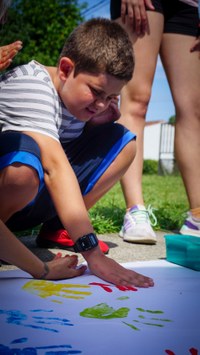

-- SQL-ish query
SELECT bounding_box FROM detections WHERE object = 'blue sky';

[78,0,175,122]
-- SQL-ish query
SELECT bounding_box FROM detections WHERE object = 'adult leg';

[115,11,164,243]
[160,33,200,235]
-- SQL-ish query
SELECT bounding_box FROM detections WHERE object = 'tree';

[0,0,86,66]
[168,115,176,125]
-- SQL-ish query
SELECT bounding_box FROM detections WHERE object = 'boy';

[0,18,154,287]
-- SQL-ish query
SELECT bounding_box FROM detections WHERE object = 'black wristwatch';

[74,233,99,253]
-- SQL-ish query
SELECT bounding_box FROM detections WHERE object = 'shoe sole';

[119,231,157,244]
[123,236,157,244]
[179,229,200,238]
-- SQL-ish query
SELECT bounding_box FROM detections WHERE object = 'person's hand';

[0,40,23,71]
[121,0,155,36]
[190,36,200,58]
[44,254,87,280]
[89,97,121,126]
[85,250,154,288]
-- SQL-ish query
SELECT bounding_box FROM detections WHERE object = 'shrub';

[143,160,158,175]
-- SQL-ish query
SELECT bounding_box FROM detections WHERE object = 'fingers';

[144,0,155,10]
[120,271,154,288]
[0,60,12,71]
[121,0,127,24]
[120,0,154,36]
[131,4,148,36]
[45,253,87,280]
[0,41,22,57]
[110,269,154,288]
[0,41,23,71]
[53,252,62,260]
[72,264,87,277]
[88,257,154,288]
[190,38,200,53]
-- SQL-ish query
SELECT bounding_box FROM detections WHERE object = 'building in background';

[144,121,176,174]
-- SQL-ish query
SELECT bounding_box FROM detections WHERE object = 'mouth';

[86,107,98,116]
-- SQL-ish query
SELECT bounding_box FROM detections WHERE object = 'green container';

[164,234,200,271]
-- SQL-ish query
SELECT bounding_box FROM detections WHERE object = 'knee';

[3,163,39,191]
[125,84,152,118]
[0,163,39,219]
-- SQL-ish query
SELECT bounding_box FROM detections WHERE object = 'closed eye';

[90,86,116,102]
[91,87,102,98]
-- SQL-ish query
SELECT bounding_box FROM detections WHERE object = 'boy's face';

[57,58,125,122]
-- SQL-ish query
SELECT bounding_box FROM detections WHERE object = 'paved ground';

[0,230,172,272]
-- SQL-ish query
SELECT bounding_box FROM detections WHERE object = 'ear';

[59,57,74,81]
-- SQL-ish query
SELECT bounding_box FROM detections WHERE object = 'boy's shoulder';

[0,60,57,100]
[1,60,52,85]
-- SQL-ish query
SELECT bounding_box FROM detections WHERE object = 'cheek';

[79,89,94,104]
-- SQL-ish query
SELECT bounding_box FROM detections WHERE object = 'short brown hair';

[59,18,134,82]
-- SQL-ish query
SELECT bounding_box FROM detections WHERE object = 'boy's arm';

[24,132,154,288]
[25,132,94,240]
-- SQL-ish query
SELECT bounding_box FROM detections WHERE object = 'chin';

[77,111,93,122]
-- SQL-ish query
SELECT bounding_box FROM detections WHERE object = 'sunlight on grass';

[89,175,188,234]
[19,175,189,237]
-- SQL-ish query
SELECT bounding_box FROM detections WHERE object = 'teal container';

[164,234,200,271]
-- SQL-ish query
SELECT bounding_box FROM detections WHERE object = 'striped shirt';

[0,60,85,143]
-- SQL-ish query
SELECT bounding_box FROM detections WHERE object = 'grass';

[17,174,189,236]
[89,175,189,234]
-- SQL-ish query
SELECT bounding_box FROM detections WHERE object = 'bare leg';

[0,163,39,222]
[160,33,200,235]
[112,12,164,243]
[116,12,164,208]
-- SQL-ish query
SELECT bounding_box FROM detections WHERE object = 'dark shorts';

[110,0,199,36]
[0,124,135,231]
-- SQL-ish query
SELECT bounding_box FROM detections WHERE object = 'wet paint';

[0,343,82,354]
[123,307,172,330]
[80,303,130,319]
[22,281,92,302]
[0,309,74,332]
[89,282,137,293]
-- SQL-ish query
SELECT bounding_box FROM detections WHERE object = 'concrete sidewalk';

[0,230,170,272]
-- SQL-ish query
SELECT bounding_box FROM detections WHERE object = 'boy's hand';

[44,254,87,280]
[85,250,154,288]
[0,41,22,71]
[89,97,121,126]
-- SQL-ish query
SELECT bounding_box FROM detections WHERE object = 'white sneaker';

[179,211,200,237]
[119,205,157,244]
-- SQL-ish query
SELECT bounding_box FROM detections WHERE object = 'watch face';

[80,236,93,250]
[74,233,98,252]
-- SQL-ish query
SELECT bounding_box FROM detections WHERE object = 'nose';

[94,98,108,110]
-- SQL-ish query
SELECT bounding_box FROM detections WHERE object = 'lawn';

[17,174,189,237]
[89,175,189,234]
